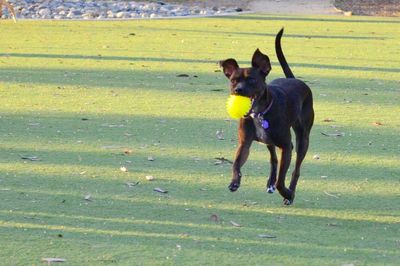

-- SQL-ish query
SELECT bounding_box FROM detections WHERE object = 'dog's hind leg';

[290,127,309,193]
[266,144,278,193]
[276,142,294,205]
[290,105,314,194]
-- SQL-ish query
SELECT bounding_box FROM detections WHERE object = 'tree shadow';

[0,174,398,264]
[216,14,400,24]
[0,65,399,95]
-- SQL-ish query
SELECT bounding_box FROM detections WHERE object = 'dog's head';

[220,49,271,98]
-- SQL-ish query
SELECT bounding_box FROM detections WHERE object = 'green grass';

[0,14,399,265]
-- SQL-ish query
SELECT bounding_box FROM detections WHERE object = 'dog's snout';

[234,87,243,94]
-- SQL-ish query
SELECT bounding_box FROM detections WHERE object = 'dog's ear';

[251,49,271,76]
[220,58,239,78]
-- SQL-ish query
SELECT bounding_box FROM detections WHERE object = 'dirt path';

[248,0,342,15]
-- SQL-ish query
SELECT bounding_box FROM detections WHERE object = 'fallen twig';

[321,132,345,137]
[214,157,233,164]
[324,191,339,198]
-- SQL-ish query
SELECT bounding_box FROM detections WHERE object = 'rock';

[107,10,115,18]
[38,8,51,17]
[6,0,241,20]
[116,11,128,18]
[72,10,82,16]
[66,11,75,18]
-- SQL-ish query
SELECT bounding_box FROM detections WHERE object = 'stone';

[5,0,240,20]
[116,11,128,18]
[38,8,51,17]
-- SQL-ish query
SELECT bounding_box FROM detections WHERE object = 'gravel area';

[1,0,398,20]
[1,0,246,20]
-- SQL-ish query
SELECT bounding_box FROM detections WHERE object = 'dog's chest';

[252,117,273,144]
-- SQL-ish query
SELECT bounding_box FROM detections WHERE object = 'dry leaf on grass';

[373,121,384,126]
[176,74,190,77]
[210,214,219,222]
[243,200,258,207]
[153,188,168,193]
[41,258,66,263]
[216,130,224,140]
[230,221,242,227]
[84,194,92,201]
[126,181,139,188]
[101,123,126,128]
[20,155,41,161]
[323,118,334,122]
[258,234,276,239]
[145,175,155,181]
[123,149,133,155]
[321,132,345,137]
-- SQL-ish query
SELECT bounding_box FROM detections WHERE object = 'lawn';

[0,14,399,265]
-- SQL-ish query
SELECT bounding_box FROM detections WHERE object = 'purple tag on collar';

[261,119,269,129]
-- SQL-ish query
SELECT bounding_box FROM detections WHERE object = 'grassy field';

[0,14,399,265]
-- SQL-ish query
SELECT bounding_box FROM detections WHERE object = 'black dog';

[220,28,314,205]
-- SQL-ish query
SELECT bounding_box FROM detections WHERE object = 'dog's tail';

[276,28,295,79]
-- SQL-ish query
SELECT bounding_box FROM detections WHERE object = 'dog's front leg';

[276,144,294,205]
[266,144,278,193]
[229,119,254,192]
[230,140,252,192]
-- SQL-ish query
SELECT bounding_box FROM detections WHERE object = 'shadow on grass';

[141,25,388,40]
[1,143,398,185]
[1,55,400,74]
[1,111,399,149]
[5,165,400,223]
[216,14,400,25]
[0,175,398,265]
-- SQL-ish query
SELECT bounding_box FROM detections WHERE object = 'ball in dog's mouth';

[226,95,252,119]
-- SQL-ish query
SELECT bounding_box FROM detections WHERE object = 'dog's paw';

[266,185,276,194]
[228,182,240,192]
[283,198,293,205]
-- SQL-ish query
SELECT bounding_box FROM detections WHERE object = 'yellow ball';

[226,95,252,119]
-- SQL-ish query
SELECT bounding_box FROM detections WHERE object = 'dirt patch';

[333,0,400,17]
[248,0,340,15]
[178,0,400,17]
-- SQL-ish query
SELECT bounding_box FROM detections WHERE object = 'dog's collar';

[247,99,273,130]
[248,99,274,118]
[256,99,274,117]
